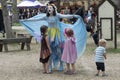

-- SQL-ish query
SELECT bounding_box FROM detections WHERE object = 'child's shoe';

[72,71,77,74]
[64,71,72,75]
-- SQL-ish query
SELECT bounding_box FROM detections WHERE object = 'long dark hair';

[40,25,48,36]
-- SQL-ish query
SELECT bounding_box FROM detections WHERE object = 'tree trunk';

[12,0,19,23]
[1,0,14,38]
[88,0,91,9]
[117,0,120,8]
[56,0,60,13]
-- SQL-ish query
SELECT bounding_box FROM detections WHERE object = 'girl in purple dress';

[61,28,77,75]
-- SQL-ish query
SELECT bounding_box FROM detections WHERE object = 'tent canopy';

[22,0,35,2]
[34,1,45,7]
[17,0,45,8]
[17,1,35,7]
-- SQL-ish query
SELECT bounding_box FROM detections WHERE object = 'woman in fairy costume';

[46,4,79,72]
[34,4,80,72]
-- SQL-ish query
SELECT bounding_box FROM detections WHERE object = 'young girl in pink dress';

[61,28,77,75]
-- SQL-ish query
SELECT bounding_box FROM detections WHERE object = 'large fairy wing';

[20,13,48,41]
[60,17,87,58]
[73,18,87,58]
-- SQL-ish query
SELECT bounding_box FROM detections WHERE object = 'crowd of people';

[18,7,46,19]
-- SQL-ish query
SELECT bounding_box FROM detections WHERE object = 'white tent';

[17,1,35,7]
[34,0,45,6]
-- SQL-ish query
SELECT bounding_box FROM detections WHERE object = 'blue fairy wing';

[72,18,87,58]
[20,13,48,41]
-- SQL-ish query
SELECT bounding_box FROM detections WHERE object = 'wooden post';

[4,44,8,52]
[0,44,3,52]
[21,42,25,50]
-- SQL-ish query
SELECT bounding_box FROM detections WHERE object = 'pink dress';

[61,37,77,63]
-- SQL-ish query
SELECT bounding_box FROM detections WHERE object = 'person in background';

[64,7,70,14]
[87,6,94,18]
[92,31,99,46]
[61,28,77,75]
[0,8,5,37]
[94,39,108,77]
[87,13,96,36]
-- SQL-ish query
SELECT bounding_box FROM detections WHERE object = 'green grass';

[86,46,120,54]
[13,22,21,26]
[107,48,120,53]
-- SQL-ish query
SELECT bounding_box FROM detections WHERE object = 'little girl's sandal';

[64,71,72,75]
[64,71,69,74]
[72,71,77,74]
[46,71,52,74]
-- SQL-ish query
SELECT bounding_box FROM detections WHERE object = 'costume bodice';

[46,16,58,27]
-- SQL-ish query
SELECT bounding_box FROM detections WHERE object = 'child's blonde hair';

[99,39,107,46]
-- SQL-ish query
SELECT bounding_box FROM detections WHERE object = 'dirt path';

[0,30,120,80]
[0,41,120,80]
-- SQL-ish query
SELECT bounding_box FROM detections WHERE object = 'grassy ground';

[12,22,22,26]
[0,30,120,80]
